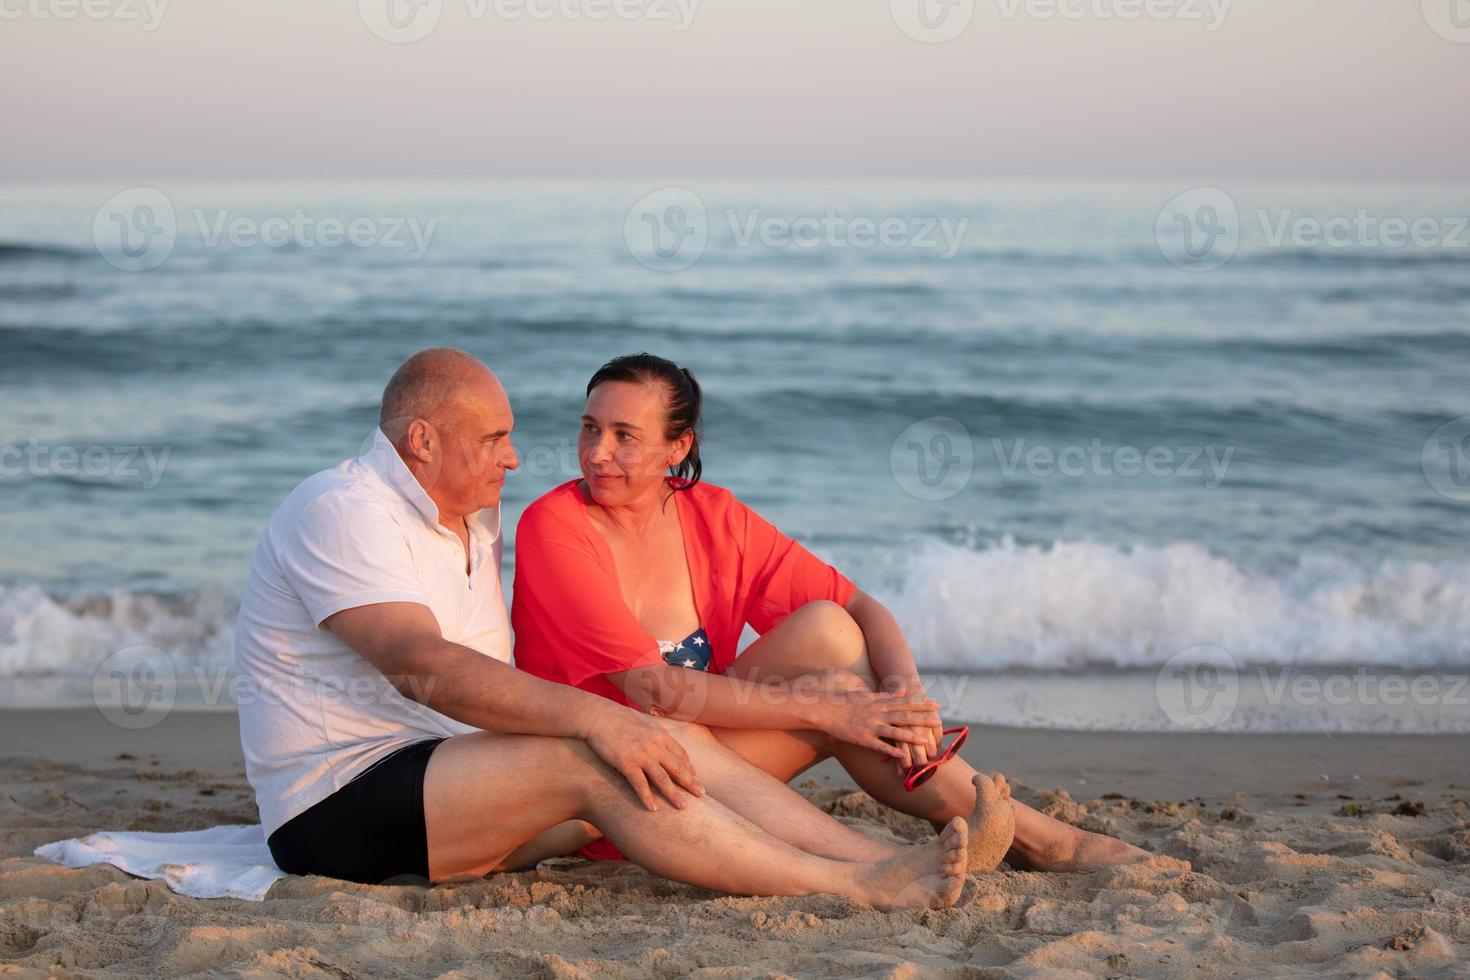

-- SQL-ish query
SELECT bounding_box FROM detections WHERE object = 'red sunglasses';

[901,726,969,792]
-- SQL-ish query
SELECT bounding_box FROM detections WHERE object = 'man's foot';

[1016,828,1192,873]
[857,816,969,910]
[967,772,1016,872]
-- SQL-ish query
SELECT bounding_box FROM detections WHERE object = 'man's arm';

[608,663,940,760]
[325,601,704,811]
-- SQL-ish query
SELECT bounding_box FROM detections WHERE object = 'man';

[233,348,985,908]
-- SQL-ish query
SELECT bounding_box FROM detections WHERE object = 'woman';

[513,353,1184,873]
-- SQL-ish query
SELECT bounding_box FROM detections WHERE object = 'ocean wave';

[1237,247,1470,269]
[0,243,86,263]
[868,538,1470,672]
[0,585,236,680]
[724,387,1381,457]
[4,540,1466,682]
[1208,331,1470,362]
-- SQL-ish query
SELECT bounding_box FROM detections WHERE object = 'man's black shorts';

[267,737,447,885]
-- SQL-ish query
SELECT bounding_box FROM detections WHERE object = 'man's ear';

[404,418,436,462]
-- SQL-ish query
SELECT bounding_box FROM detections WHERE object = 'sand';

[3,709,1469,978]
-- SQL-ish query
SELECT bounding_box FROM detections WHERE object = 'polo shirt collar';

[361,427,500,545]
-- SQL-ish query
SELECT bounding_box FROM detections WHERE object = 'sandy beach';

[3,708,1467,977]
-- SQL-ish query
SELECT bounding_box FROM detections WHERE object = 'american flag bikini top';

[657,627,712,671]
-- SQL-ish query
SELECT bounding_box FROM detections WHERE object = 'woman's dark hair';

[586,353,703,491]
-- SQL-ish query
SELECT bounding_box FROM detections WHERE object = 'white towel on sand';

[34,823,285,901]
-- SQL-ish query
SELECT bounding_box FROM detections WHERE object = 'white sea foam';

[2,538,1467,724]
[0,584,236,681]
[869,537,1470,671]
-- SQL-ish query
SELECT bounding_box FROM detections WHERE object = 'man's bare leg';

[717,600,1186,873]
[513,718,907,866]
[421,729,967,908]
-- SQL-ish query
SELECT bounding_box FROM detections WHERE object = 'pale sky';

[2,0,1466,180]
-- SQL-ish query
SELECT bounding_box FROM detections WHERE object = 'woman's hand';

[582,705,705,811]
[871,675,941,771]
[807,687,943,762]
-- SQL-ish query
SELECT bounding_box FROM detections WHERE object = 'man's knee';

[441,730,604,788]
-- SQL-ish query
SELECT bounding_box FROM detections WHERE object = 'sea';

[2,178,1467,734]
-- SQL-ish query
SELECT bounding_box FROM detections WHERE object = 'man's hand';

[582,705,705,811]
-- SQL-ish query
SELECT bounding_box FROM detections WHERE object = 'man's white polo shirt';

[234,427,510,839]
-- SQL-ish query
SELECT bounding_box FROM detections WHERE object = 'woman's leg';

[717,600,1183,872]
[654,717,901,862]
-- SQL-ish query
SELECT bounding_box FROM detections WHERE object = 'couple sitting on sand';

[233,347,1181,909]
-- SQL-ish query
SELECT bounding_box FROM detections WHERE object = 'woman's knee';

[789,600,867,660]
[792,598,857,632]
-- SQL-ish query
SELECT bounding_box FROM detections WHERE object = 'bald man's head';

[378,348,518,520]
[380,348,502,438]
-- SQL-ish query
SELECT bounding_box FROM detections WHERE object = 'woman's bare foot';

[1015,828,1192,873]
[967,773,1017,872]
[856,816,969,910]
